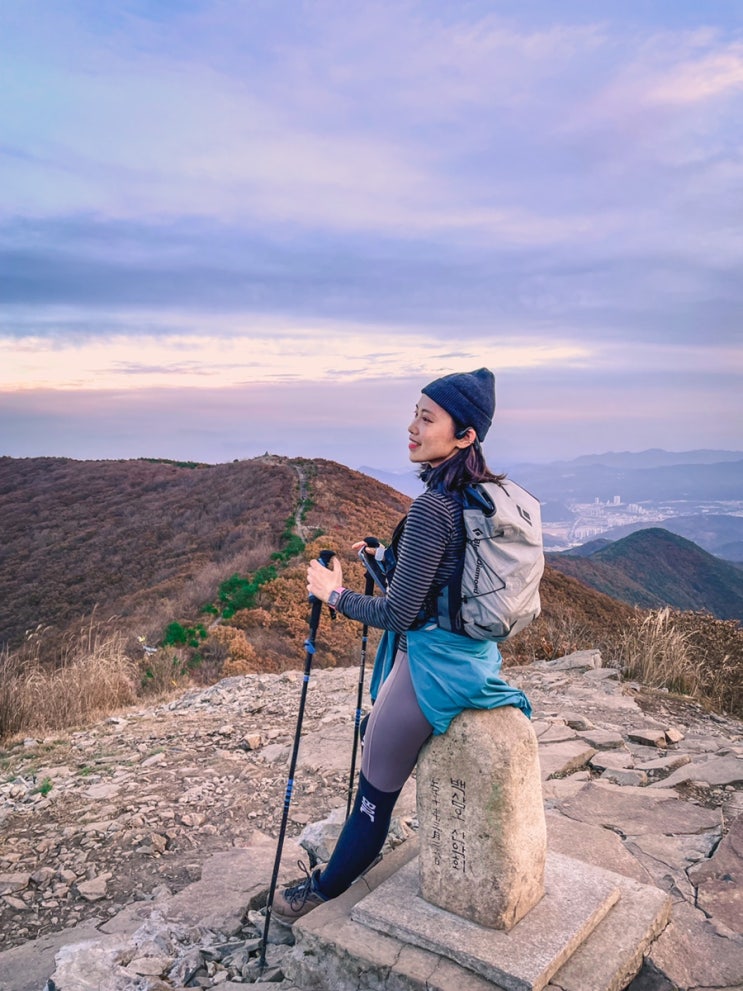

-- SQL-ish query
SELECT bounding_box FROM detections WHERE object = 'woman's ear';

[454,426,477,448]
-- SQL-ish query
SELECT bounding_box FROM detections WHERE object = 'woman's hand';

[352,539,384,557]
[306,555,344,602]
[352,540,375,556]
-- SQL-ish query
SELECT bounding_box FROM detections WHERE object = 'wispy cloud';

[1,1,741,464]
[1,329,592,391]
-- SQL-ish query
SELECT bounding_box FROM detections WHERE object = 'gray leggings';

[361,650,433,792]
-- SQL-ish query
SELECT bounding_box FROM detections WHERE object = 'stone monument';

[416,705,546,930]
[288,699,673,991]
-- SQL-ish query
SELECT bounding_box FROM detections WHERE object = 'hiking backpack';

[362,479,544,642]
[437,480,544,641]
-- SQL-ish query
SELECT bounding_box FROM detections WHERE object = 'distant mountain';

[561,538,612,557]
[550,449,743,469]
[358,465,424,498]
[595,514,743,562]
[547,528,743,621]
[362,451,743,504]
[508,458,743,504]
[719,543,743,564]
[541,501,576,523]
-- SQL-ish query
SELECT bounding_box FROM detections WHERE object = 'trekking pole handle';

[308,549,336,603]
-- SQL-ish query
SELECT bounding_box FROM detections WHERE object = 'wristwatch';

[327,587,345,610]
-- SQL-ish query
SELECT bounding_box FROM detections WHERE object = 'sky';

[1,1,742,473]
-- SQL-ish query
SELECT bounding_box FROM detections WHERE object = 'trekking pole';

[345,539,379,819]
[259,549,335,971]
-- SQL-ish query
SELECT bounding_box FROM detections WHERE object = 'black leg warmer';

[315,771,400,899]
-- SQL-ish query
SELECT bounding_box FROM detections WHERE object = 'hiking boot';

[272,862,328,923]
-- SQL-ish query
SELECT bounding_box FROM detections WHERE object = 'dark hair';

[419,442,506,494]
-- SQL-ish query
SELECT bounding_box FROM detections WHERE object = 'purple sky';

[2,2,742,471]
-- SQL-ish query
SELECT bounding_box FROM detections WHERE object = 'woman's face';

[408,394,468,467]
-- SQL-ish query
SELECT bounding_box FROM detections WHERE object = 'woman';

[273,367,531,922]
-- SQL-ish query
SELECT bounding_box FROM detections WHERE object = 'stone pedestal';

[416,705,546,930]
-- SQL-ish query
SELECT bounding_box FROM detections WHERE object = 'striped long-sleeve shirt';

[336,488,465,642]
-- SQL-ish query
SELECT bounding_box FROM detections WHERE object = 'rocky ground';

[0,651,742,990]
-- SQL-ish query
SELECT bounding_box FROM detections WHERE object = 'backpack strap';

[433,483,488,635]
[357,520,404,593]
[462,482,495,514]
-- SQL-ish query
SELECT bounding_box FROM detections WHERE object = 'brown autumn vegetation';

[1,454,741,742]
[0,454,298,650]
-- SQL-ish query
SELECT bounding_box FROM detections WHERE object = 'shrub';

[211,626,260,676]
[162,621,207,648]
[272,533,305,563]
[218,566,278,618]
[140,648,193,695]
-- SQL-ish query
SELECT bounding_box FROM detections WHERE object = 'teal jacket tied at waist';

[370,624,532,735]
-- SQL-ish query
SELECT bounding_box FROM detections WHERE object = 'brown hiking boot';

[272,863,328,923]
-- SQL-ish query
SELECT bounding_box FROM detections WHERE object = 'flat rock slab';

[689,816,743,933]
[627,729,667,749]
[646,900,743,989]
[351,852,620,991]
[601,769,649,787]
[545,812,650,884]
[581,668,619,682]
[538,742,597,781]
[548,872,671,991]
[635,753,691,773]
[648,754,743,790]
[51,932,132,991]
[536,650,602,673]
[625,830,721,900]
[0,921,103,991]
[538,724,579,744]
[590,750,635,772]
[101,831,304,936]
[296,722,354,774]
[542,776,591,802]
[562,713,595,731]
[579,730,626,750]
[557,782,721,836]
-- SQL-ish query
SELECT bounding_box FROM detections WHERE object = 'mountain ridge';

[547,527,743,621]
[360,450,743,504]
[2,455,742,739]
[1,454,632,669]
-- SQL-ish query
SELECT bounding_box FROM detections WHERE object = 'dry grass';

[0,619,138,742]
[603,606,742,718]
[613,608,701,697]
[667,609,743,717]
[506,599,743,720]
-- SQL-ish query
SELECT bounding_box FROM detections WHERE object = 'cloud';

[2,363,739,470]
[647,46,743,105]
[3,209,742,354]
[1,2,741,464]
[0,327,593,391]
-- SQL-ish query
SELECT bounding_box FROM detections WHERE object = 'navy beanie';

[422,367,495,441]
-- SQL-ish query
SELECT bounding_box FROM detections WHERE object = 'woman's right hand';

[352,539,384,557]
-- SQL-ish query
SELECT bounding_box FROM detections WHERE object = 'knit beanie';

[422,367,495,442]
